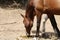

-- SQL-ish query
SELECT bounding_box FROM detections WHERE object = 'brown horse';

[21,0,60,37]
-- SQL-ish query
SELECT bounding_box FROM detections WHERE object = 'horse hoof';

[26,33,30,37]
[57,33,60,37]
[33,37,40,40]
[42,33,49,38]
[36,35,40,37]
[26,34,30,37]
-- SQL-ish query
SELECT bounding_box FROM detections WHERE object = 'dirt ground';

[0,7,60,40]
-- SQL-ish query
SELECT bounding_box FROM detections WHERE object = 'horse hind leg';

[47,14,60,37]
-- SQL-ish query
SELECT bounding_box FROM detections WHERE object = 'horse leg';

[36,13,42,37]
[47,14,60,37]
[42,14,48,38]
[42,14,48,33]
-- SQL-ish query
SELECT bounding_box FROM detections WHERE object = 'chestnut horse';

[21,0,60,37]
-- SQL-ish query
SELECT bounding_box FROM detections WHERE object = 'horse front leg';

[36,13,42,37]
[42,14,48,33]
[41,14,48,38]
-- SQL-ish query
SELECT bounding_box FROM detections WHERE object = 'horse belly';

[45,9,60,15]
[45,0,60,9]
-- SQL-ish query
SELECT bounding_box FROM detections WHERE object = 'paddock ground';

[0,8,60,40]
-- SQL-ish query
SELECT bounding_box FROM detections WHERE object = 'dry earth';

[0,7,60,40]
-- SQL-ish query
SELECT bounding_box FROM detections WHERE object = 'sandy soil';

[0,7,60,40]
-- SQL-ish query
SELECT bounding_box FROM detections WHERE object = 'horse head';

[20,14,33,37]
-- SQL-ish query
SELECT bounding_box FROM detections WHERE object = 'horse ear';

[20,14,24,18]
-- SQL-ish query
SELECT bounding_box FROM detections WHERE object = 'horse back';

[45,0,60,9]
[33,0,60,9]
